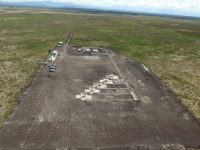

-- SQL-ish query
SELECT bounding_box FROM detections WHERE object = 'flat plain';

[0,35,200,149]
[0,7,200,134]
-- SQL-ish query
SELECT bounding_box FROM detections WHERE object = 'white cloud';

[55,0,200,15]
[52,0,200,9]
[2,0,200,16]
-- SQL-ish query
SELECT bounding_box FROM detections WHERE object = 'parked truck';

[48,50,58,62]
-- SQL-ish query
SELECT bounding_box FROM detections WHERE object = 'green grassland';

[0,8,200,126]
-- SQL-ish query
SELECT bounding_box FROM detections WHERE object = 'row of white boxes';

[76,74,124,101]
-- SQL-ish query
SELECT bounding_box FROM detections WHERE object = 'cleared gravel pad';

[0,43,200,150]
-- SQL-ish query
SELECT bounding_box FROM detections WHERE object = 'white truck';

[57,41,63,47]
[48,50,58,62]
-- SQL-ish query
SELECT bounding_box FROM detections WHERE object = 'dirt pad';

[0,44,200,150]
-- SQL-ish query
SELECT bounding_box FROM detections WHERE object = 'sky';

[1,0,200,17]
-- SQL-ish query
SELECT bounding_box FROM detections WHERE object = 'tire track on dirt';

[19,82,46,148]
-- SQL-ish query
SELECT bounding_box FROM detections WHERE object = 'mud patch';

[141,96,152,104]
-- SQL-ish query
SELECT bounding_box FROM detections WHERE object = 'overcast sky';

[1,0,200,17]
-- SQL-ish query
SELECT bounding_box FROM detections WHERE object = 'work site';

[0,33,200,150]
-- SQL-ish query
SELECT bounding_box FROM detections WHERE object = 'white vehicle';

[86,48,91,52]
[82,48,91,52]
[92,49,99,52]
[58,41,63,44]
[48,51,58,62]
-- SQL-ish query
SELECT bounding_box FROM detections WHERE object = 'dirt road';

[0,34,200,150]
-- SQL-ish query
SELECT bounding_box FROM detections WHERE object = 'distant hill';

[0,1,199,19]
[0,1,81,9]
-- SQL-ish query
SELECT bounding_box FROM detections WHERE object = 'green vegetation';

[0,8,200,126]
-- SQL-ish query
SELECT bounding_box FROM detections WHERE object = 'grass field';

[0,7,200,126]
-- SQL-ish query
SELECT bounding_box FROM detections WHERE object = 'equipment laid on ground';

[48,64,57,72]
[77,47,108,56]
